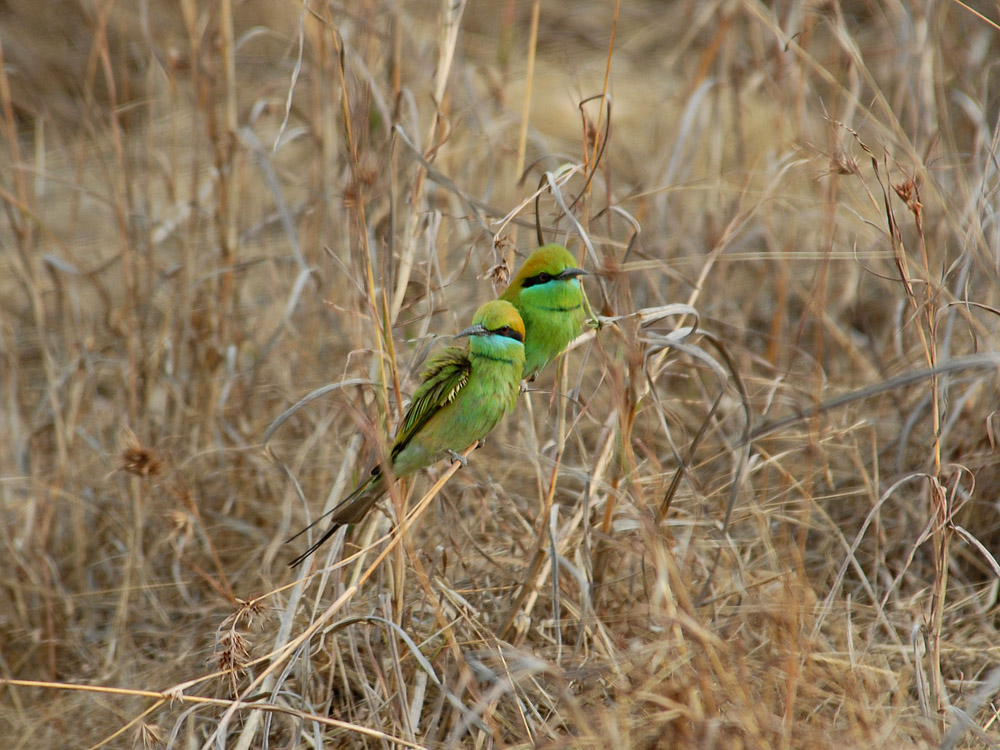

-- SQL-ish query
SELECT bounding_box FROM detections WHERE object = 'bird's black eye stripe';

[491,325,524,342]
[521,271,554,288]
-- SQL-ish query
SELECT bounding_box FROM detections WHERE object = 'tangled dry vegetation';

[2,1,999,748]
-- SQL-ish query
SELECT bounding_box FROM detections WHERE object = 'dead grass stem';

[2,2,999,748]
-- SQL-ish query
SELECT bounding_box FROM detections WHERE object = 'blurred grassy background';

[2,1,999,747]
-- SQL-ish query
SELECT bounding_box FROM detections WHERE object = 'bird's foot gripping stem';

[446,449,470,467]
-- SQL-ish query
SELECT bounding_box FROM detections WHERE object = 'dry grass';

[2,1,999,748]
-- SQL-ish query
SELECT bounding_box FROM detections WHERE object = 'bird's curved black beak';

[557,267,587,280]
[455,323,490,339]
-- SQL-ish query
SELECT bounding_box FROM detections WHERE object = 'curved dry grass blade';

[952,524,1000,581]
[262,379,371,446]
[393,124,491,235]
[940,666,1000,750]
[507,162,583,242]
[749,353,1000,443]
[543,171,601,270]
[570,92,613,212]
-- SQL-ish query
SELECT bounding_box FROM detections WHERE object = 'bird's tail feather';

[287,472,384,567]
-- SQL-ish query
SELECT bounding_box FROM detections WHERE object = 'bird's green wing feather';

[390,347,471,459]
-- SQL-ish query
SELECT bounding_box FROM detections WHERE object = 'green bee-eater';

[499,244,587,380]
[289,300,526,566]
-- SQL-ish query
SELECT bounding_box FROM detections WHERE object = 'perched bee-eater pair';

[289,244,586,566]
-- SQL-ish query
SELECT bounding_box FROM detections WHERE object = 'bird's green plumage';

[499,244,586,380]
[390,350,471,469]
[289,300,525,566]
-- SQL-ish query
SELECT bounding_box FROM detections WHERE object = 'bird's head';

[500,244,587,301]
[456,300,526,345]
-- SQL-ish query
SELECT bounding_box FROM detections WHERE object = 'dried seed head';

[893,176,922,215]
[487,260,511,287]
[120,428,162,477]
[216,630,251,674]
[488,237,512,287]
[133,721,165,750]
[830,147,859,176]
[235,597,268,629]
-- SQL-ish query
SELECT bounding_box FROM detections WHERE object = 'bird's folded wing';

[390,347,471,459]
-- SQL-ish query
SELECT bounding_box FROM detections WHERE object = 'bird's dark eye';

[493,325,523,342]
[522,271,554,288]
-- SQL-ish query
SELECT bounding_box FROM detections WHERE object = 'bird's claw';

[446,450,468,467]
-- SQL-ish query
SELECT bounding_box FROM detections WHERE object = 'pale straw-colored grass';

[1,2,998,748]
